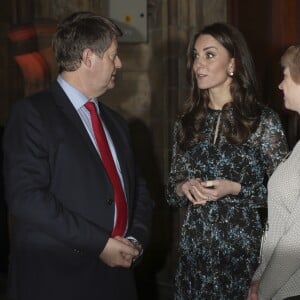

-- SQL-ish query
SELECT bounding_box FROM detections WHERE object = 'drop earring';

[229,71,234,76]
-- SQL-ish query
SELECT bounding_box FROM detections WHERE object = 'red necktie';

[85,101,127,237]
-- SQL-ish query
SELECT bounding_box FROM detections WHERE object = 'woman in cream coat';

[248,45,300,300]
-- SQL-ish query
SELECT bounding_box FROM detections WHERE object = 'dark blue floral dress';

[167,107,288,300]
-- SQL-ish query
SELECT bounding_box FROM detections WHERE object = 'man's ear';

[82,48,93,68]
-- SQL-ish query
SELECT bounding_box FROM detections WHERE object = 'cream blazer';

[254,141,300,299]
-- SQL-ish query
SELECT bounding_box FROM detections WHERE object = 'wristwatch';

[126,237,143,254]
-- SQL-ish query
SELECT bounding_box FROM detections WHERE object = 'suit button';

[107,198,113,205]
[73,248,82,255]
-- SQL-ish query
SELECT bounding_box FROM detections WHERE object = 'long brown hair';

[179,22,261,149]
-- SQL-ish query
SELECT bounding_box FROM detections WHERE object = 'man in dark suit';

[3,12,154,300]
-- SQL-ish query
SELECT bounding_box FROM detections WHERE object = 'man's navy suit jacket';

[3,81,153,300]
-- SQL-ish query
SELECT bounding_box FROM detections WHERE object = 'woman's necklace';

[213,113,221,144]
[209,98,231,145]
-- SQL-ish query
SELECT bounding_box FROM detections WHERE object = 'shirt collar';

[57,75,98,110]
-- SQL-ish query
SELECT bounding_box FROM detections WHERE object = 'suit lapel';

[50,82,103,167]
[50,82,129,200]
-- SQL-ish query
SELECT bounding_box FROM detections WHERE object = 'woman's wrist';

[175,181,185,196]
[230,181,241,195]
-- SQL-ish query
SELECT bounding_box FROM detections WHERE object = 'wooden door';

[228,0,300,148]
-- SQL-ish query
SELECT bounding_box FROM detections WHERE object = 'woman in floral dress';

[166,22,288,299]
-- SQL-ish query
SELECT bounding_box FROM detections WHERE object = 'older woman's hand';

[247,280,259,300]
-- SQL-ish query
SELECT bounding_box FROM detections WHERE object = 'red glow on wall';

[8,26,36,42]
[14,52,50,95]
[8,24,51,96]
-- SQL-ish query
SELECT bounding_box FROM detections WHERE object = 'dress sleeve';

[258,109,289,178]
[166,121,189,207]
[239,109,288,202]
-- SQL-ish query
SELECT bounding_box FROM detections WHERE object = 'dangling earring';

[229,71,234,76]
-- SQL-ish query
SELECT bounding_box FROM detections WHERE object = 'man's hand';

[115,236,142,262]
[99,237,139,268]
